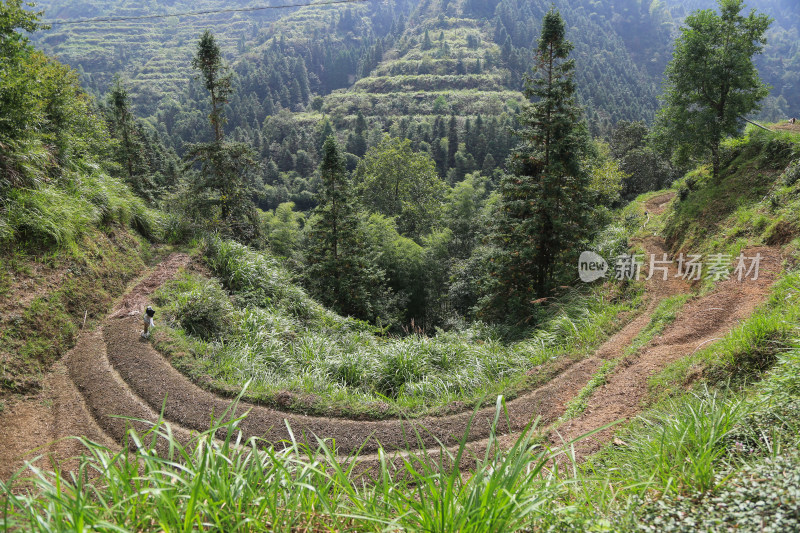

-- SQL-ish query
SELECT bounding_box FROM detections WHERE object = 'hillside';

[25,0,670,200]
[28,0,798,216]
[3,0,800,529]
[3,125,800,530]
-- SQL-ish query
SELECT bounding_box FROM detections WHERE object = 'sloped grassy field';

[152,236,639,418]
[4,244,800,532]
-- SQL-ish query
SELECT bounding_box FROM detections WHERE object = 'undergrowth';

[151,237,642,419]
[0,397,581,532]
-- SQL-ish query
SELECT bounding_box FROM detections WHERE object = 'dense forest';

[31,1,797,212]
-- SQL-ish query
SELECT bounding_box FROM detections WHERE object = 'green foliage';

[203,237,326,322]
[487,8,593,319]
[179,30,260,243]
[782,158,800,186]
[262,202,304,258]
[655,0,772,179]
[586,141,627,207]
[192,30,231,143]
[610,120,682,200]
[182,141,261,242]
[612,388,748,494]
[636,452,800,532]
[355,136,447,240]
[160,238,636,417]
[2,166,161,250]
[305,135,393,324]
[104,76,181,203]
[362,212,426,325]
[0,0,47,143]
[665,126,799,256]
[0,2,162,251]
[0,401,580,532]
[155,275,234,341]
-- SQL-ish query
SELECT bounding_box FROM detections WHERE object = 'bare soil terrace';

[0,192,784,477]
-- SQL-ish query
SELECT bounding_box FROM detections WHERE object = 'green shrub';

[636,452,800,532]
[376,343,431,397]
[156,275,235,341]
[6,186,100,247]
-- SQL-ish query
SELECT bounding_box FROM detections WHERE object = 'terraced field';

[319,11,522,131]
[33,0,294,108]
[1,193,786,477]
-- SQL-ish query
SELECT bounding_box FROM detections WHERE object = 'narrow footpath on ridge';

[0,192,785,476]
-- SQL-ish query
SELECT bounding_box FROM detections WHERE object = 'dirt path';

[551,246,781,456]
[89,229,692,456]
[62,194,698,458]
[547,192,782,456]
[0,359,116,482]
[1,195,786,475]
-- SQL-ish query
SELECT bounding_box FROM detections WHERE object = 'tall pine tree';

[184,31,259,242]
[487,8,591,321]
[192,30,231,144]
[306,136,390,322]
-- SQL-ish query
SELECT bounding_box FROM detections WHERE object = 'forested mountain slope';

[29,0,798,209]
[26,1,662,190]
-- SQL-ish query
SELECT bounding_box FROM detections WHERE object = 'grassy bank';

[151,238,642,418]
[3,311,799,531]
[0,227,152,398]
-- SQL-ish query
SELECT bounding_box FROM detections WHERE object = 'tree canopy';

[354,137,447,241]
[655,0,771,179]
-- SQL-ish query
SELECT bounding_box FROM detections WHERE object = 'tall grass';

[154,238,640,417]
[0,399,576,532]
[603,387,747,495]
[1,168,162,250]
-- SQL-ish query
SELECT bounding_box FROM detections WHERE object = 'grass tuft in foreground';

[0,398,583,532]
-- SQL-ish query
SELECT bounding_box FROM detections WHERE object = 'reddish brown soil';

[109,253,190,318]
[0,198,786,476]
[0,359,115,481]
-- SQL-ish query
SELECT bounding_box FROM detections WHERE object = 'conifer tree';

[306,135,389,321]
[107,77,153,200]
[185,30,259,242]
[487,8,591,320]
[422,29,433,51]
[447,115,458,173]
[192,30,231,143]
